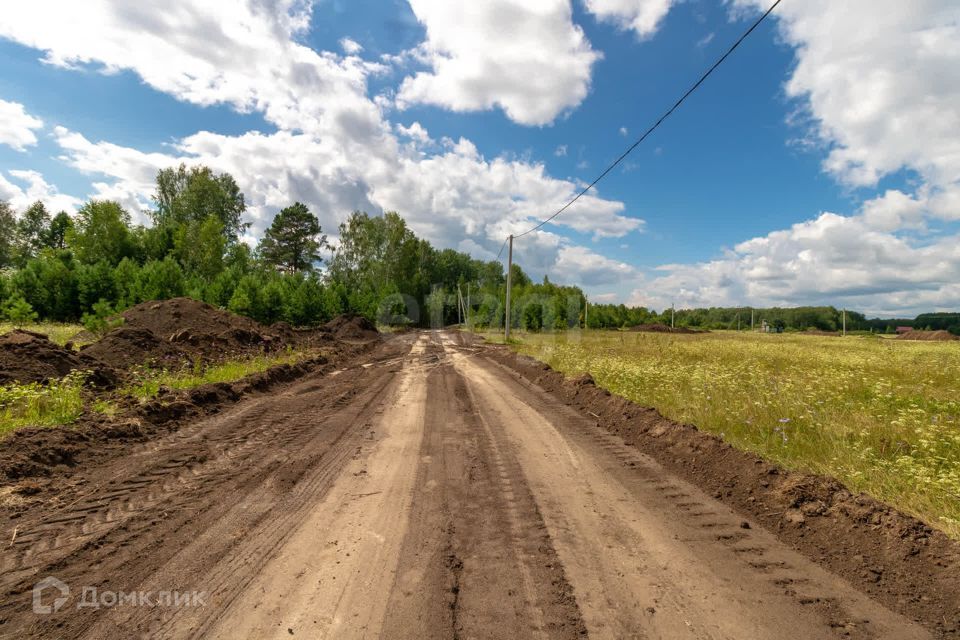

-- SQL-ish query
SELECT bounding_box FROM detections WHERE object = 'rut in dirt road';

[0,331,942,639]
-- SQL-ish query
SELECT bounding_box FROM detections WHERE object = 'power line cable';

[510,0,783,241]
[495,235,509,261]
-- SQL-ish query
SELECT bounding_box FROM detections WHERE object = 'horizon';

[0,1,957,317]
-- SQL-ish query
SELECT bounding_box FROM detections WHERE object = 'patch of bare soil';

[627,323,707,334]
[323,312,379,341]
[482,342,960,637]
[897,330,959,341]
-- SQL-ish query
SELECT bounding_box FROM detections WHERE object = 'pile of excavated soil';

[121,297,263,339]
[323,314,379,341]
[80,327,186,370]
[896,329,959,341]
[0,331,114,387]
[627,323,705,334]
[483,345,960,637]
[0,298,377,385]
[76,298,280,370]
[81,298,355,369]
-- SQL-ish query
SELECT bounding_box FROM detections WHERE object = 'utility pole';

[504,235,513,341]
[457,286,462,326]
[737,313,741,331]
[584,297,588,329]
[671,302,675,329]
[842,308,847,337]
[467,283,471,330]
[751,308,754,331]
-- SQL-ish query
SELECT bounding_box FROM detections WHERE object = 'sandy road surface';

[0,331,932,639]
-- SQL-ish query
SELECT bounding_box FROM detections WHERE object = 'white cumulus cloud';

[396,0,600,126]
[583,0,678,39]
[0,99,43,151]
[0,169,82,213]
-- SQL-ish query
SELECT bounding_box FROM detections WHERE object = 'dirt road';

[0,332,937,638]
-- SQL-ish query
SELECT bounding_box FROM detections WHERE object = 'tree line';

[585,305,870,332]
[0,164,586,331]
[0,163,953,334]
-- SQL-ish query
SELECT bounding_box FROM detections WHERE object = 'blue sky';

[0,1,957,316]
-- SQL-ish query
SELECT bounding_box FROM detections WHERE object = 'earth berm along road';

[0,331,934,639]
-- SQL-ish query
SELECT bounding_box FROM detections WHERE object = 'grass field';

[492,330,960,537]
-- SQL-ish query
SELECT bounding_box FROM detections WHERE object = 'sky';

[0,0,957,317]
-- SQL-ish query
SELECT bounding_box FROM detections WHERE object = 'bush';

[81,299,124,335]
[2,294,38,326]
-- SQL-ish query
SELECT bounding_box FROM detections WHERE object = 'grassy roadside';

[121,351,309,399]
[0,350,313,438]
[485,330,960,538]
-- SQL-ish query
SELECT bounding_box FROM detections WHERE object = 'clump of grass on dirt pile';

[0,370,88,437]
[0,322,86,347]
[122,350,308,399]
[496,330,960,537]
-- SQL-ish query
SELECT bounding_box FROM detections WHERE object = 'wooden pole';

[505,235,513,341]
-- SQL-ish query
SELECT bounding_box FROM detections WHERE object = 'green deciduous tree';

[69,200,138,265]
[49,211,73,250]
[0,200,16,268]
[16,201,51,263]
[174,214,226,279]
[153,164,248,242]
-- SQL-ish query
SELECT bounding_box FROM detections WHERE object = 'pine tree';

[259,202,327,273]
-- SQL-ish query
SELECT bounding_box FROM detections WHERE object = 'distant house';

[896,326,912,334]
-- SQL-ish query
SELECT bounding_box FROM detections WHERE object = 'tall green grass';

[500,330,960,537]
[0,370,88,437]
[122,351,308,399]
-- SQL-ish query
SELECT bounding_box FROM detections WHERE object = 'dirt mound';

[80,326,186,370]
[627,323,705,334]
[97,297,290,364]
[120,298,266,341]
[0,330,114,386]
[1,300,374,388]
[0,330,84,385]
[323,314,379,341]
[896,329,959,341]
